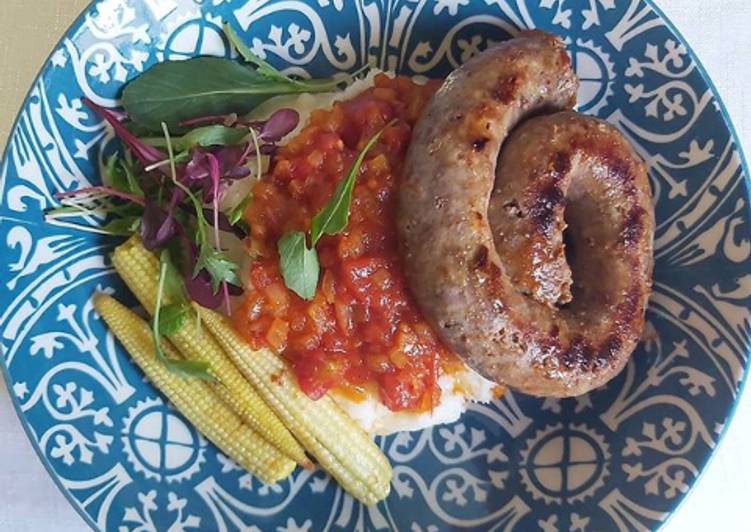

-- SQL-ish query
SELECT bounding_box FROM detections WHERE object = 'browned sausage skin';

[397,31,654,397]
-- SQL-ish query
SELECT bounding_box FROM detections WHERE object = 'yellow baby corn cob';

[198,306,392,505]
[93,294,295,484]
[111,236,310,468]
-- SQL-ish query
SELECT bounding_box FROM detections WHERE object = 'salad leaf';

[100,216,140,236]
[227,194,252,226]
[277,122,395,298]
[160,246,188,303]
[181,125,248,149]
[156,303,190,335]
[310,121,394,246]
[105,155,126,191]
[108,202,144,219]
[122,57,336,131]
[154,250,213,380]
[163,358,217,380]
[223,22,294,84]
[223,23,341,93]
[142,125,248,151]
[196,247,240,292]
[278,231,319,300]
[106,155,144,196]
[259,109,299,142]
[122,160,144,195]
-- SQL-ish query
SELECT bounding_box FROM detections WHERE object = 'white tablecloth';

[1,1,750,530]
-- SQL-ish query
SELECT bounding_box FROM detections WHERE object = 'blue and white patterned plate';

[1,1,749,530]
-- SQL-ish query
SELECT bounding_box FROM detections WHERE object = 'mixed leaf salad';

[47,23,385,379]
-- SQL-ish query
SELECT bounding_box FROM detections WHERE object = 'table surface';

[1,1,750,530]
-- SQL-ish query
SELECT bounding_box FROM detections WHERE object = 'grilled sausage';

[397,31,654,397]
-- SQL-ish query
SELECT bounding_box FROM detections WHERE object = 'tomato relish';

[234,74,460,412]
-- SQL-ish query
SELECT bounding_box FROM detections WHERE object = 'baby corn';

[93,294,295,483]
[199,306,393,505]
[112,236,309,467]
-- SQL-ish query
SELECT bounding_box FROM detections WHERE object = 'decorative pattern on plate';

[1,0,749,530]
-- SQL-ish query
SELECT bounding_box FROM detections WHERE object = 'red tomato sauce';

[234,74,460,411]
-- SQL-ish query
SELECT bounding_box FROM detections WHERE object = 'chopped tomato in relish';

[233,74,454,411]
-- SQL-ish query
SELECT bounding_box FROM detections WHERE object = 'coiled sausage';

[397,31,654,397]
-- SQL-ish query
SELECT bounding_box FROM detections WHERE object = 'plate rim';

[1,3,104,527]
[639,2,751,529]
[0,1,749,530]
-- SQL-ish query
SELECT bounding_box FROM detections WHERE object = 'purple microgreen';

[167,185,186,210]
[177,238,229,310]
[155,186,185,245]
[184,268,224,309]
[162,122,241,305]
[259,144,278,155]
[83,98,169,174]
[161,122,210,249]
[106,107,129,122]
[55,185,145,205]
[259,109,299,142]
[225,166,252,179]
[141,200,175,250]
[163,144,231,309]
[227,283,243,296]
[214,146,250,179]
[185,145,252,183]
[183,150,207,183]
